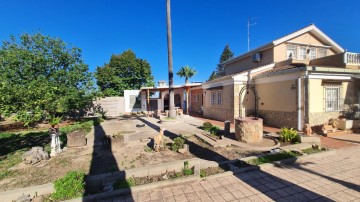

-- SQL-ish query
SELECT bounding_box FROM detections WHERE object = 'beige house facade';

[202,24,360,130]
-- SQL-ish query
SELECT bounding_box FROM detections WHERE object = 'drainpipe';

[297,77,302,131]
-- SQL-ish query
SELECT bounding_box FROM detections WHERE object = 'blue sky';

[1,0,359,85]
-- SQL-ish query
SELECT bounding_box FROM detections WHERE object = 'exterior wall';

[273,32,336,63]
[225,48,274,75]
[259,110,298,129]
[161,89,184,110]
[310,53,345,67]
[308,79,355,126]
[256,79,298,128]
[190,89,203,112]
[203,85,234,122]
[124,90,141,112]
[94,97,125,117]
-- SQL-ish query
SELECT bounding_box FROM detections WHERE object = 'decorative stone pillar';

[235,117,263,143]
[49,127,62,157]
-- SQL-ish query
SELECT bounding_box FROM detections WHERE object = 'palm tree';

[176,65,197,84]
[177,65,197,114]
[166,0,176,118]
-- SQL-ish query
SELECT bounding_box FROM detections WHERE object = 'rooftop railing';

[345,52,360,64]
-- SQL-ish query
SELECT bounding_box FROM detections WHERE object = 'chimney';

[158,80,167,87]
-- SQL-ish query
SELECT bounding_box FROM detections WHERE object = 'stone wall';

[309,111,341,126]
[203,107,234,123]
[235,118,263,143]
[259,110,297,128]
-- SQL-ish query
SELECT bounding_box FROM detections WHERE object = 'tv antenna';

[247,17,257,51]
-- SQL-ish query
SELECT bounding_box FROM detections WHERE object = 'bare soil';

[0,117,266,192]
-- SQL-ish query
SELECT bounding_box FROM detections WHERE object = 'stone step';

[324,130,352,137]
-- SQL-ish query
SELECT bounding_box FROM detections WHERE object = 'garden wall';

[94,97,125,117]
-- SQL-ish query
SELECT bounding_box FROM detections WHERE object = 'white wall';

[124,90,141,112]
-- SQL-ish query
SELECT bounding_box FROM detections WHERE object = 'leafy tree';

[207,71,217,81]
[0,33,94,126]
[166,0,176,118]
[176,65,197,84]
[208,44,234,81]
[95,50,154,96]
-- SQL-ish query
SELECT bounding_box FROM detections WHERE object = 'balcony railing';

[344,52,360,64]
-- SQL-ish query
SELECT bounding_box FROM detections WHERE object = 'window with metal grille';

[217,90,222,105]
[211,91,216,106]
[324,84,342,111]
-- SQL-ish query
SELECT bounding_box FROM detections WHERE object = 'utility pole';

[247,17,257,51]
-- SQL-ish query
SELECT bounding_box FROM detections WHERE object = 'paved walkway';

[105,145,360,202]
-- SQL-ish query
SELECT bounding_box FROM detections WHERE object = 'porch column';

[147,89,150,116]
[186,87,190,114]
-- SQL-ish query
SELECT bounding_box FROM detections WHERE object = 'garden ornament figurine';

[303,124,312,136]
[154,128,165,152]
[49,125,62,156]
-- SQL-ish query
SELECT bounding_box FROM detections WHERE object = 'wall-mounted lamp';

[291,84,296,91]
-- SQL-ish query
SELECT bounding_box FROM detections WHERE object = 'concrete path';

[103,145,360,202]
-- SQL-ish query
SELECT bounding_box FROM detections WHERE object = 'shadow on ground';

[137,116,334,201]
[83,120,133,202]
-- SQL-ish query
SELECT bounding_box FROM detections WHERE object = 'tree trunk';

[167,0,176,118]
[185,77,189,84]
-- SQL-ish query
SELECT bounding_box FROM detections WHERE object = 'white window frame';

[299,46,307,60]
[217,90,222,105]
[324,84,342,111]
[309,47,316,60]
[211,91,216,106]
[318,48,327,58]
[286,44,297,59]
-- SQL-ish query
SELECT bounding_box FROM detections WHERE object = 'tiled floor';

[106,146,360,202]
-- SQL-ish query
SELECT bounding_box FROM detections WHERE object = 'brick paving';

[104,145,360,202]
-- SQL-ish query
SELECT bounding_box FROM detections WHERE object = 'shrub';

[209,126,220,136]
[51,171,85,201]
[182,161,194,176]
[280,127,300,144]
[202,122,213,131]
[171,137,185,151]
[200,169,206,178]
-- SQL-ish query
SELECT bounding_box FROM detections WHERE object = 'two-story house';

[200,24,360,130]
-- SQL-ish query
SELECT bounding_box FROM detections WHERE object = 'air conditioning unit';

[252,52,262,62]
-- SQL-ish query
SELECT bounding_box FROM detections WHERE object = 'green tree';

[167,0,176,118]
[0,33,94,126]
[176,65,197,114]
[208,44,234,81]
[207,71,217,81]
[176,65,197,84]
[95,50,154,96]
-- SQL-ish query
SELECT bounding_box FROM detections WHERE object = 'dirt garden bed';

[0,117,268,192]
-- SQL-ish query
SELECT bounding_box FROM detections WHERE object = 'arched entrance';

[239,84,259,118]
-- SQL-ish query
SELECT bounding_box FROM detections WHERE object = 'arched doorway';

[163,94,169,111]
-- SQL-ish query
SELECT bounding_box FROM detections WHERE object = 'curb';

[0,183,54,202]
[66,175,199,202]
